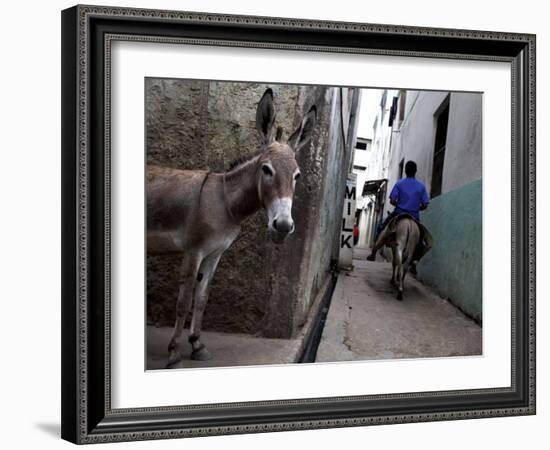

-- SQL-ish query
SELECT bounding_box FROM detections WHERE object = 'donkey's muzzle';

[272,218,294,234]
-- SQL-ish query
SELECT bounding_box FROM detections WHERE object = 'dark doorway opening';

[431,99,450,198]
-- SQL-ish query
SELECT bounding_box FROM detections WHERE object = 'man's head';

[405,160,417,177]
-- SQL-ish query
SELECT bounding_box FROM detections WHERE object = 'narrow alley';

[145,86,484,371]
[316,248,482,362]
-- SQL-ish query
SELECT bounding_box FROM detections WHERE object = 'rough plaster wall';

[284,87,358,334]
[259,85,328,338]
[204,82,298,335]
[146,78,207,169]
[294,87,339,331]
[146,79,299,334]
[263,86,356,337]
[146,79,206,327]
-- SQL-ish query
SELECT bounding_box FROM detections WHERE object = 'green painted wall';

[418,179,482,322]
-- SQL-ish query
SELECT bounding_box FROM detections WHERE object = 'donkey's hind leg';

[390,246,398,287]
[394,247,404,301]
[189,251,223,361]
[167,253,202,368]
[399,262,410,300]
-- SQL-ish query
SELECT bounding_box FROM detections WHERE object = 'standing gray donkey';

[147,89,317,367]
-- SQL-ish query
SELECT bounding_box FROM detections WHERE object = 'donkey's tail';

[403,222,410,255]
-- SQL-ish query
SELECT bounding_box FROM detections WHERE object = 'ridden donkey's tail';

[402,224,410,262]
[394,218,420,301]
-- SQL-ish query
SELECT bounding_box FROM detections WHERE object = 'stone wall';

[146,78,358,338]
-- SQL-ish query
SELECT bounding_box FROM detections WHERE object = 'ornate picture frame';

[61,4,536,444]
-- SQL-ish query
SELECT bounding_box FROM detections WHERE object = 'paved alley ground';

[148,248,482,370]
[316,248,482,362]
[147,326,302,370]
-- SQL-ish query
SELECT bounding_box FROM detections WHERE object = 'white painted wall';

[366,89,400,183]
[351,138,373,248]
[351,138,371,209]
[386,91,482,203]
[358,89,399,245]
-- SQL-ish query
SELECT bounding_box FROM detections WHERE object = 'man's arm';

[420,186,430,210]
[389,183,399,207]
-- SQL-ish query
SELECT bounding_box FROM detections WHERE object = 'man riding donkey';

[366,160,433,275]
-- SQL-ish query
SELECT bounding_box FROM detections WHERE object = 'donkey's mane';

[226,149,264,173]
[226,124,287,173]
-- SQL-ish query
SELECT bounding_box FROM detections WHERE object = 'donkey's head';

[255,88,317,244]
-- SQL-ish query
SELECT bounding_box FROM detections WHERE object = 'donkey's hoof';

[166,350,183,368]
[191,347,211,361]
[396,291,403,301]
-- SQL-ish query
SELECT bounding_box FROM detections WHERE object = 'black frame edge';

[61,5,79,445]
[90,390,529,435]
[511,37,536,416]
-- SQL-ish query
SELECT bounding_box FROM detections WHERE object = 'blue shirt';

[389,177,430,220]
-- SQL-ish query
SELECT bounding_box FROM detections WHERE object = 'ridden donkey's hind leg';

[390,246,398,287]
[394,219,416,301]
[399,219,419,301]
[167,252,202,368]
[188,251,223,361]
[394,245,404,301]
[399,263,410,301]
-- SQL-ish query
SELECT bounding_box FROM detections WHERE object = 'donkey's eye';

[262,165,273,176]
[294,172,301,180]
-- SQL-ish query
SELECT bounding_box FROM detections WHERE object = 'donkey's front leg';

[188,251,223,361]
[167,252,202,367]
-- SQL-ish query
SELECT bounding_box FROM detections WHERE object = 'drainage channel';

[298,272,338,363]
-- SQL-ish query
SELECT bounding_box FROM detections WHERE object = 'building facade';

[356,89,398,249]
[360,89,482,321]
[351,137,372,248]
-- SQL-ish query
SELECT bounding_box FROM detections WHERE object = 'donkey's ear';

[288,105,317,153]
[256,88,276,145]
